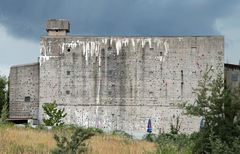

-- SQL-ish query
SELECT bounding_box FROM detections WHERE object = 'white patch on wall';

[163,40,169,62]
[59,38,169,65]
[178,37,183,41]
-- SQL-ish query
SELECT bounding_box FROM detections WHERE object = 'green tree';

[0,75,7,118]
[42,101,67,126]
[52,127,99,154]
[184,67,240,153]
[1,102,9,122]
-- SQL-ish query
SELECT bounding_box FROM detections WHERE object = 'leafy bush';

[156,134,193,154]
[0,75,8,121]
[87,127,104,134]
[52,127,103,154]
[0,102,8,123]
[170,115,181,135]
[42,101,67,126]
[36,124,45,130]
[142,133,158,142]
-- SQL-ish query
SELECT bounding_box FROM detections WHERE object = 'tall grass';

[0,125,55,153]
[0,125,156,154]
[87,135,156,154]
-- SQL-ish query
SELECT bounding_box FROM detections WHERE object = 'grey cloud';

[0,0,239,41]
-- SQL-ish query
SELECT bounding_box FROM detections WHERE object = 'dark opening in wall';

[66,90,70,95]
[191,47,197,51]
[108,46,112,50]
[67,71,70,75]
[67,48,71,52]
[160,52,163,56]
[181,70,184,98]
[108,70,113,76]
[231,74,238,81]
[150,48,154,50]
[181,70,183,82]
[25,96,30,102]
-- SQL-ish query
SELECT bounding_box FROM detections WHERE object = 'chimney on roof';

[45,19,70,36]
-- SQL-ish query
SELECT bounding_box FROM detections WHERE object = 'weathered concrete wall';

[9,63,39,119]
[39,36,224,134]
[224,64,240,88]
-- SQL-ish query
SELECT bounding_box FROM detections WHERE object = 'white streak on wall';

[110,38,113,46]
[141,39,145,48]
[60,38,168,63]
[164,41,169,54]
[157,40,162,48]
[163,40,169,62]
[85,42,90,63]
[147,38,152,48]
[40,44,49,66]
[122,39,129,47]
[96,50,102,127]
[116,40,122,55]
[159,56,163,62]
[39,55,59,66]
[90,42,94,57]
[131,39,135,48]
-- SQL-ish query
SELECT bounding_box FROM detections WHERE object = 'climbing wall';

[39,36,224,134]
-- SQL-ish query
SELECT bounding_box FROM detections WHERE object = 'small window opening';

[67,71,71,75]
[231,74,238,81]
[108,70,113,75]
[150,48,154,50]
[66,90,70,95]
[67,48,71,52]
[160,52,163,56]
[181,70,184,83]
[191,47,197,53]
[25,96,30,102]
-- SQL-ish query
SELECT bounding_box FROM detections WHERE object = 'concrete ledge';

[10,62,39,68]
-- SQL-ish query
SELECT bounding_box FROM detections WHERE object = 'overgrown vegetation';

[183,67,240,153]
[156,134,193,154]
[112,130,133,139]
[0,124,156,154]
[0,75,8,123]
[170,115,181,135]
[42,101,67,126]
[52,127,103,154]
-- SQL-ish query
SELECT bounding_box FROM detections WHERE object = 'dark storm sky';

[0,0,240,75]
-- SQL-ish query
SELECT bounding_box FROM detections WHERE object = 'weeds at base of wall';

[52,126,104,154]
[111,130,133,139]
[155,134,193,154]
